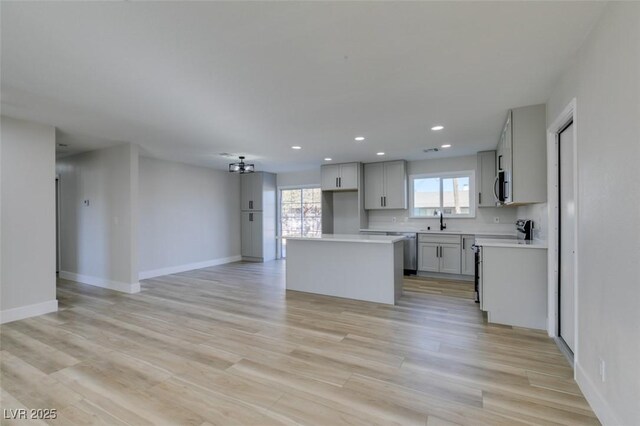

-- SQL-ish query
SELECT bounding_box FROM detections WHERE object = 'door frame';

[276,184,319,259]
[546,98,579,371]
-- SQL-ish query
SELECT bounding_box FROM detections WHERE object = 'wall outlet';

[599,359,606,382]
[493,216,500,223]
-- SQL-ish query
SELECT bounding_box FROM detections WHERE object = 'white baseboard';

[59,271,140,294]
[0,299,58,324]
[138,255,242,280]
[575,362,620,425]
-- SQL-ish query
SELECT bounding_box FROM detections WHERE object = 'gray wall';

[546,3,639,424]
[57,143,139,290]
[1,116,57,318]
[138,157,241,275]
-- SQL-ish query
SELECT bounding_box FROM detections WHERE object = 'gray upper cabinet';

[477,150,497,207]
[497,104,547,205]
[241,173,264,211]
[321,162,359,191]
[364,160,407,210]
[364,162,385,209]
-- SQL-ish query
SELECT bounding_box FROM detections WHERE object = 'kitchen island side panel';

[286,239,403,305]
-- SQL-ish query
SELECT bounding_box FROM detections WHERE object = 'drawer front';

[418,234,461,244]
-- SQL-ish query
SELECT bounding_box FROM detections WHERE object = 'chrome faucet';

[439,211,447,231]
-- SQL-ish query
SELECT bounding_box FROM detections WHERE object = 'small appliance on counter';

[516,219,534,241]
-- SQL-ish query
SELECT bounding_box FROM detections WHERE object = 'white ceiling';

[1,1,605,172]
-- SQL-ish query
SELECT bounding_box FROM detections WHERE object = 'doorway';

[278,187,322,258]
[558,121,576,354]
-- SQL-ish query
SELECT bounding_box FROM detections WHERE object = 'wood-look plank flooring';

[0,261,598,425]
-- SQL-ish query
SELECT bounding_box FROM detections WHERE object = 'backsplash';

[516,203,548,240]
[367,206,518,234]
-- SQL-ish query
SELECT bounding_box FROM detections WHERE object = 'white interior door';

[559,122,576,353]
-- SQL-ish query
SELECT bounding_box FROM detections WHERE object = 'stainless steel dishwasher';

[387,232,417,275]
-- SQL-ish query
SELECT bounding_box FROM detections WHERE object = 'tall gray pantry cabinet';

[240,172,276,261]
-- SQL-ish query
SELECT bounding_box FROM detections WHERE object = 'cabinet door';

[241,212,253,257]
[339,163,359,190]
[503,112,513,203]
[418,243,439,272]
[252,173,263,211]
[251,212,263,259]
[383,161,407,209]
[440,244,462,274]
[477,151,496,208]
[461,236,475,276]
[321,165,340,191]
[241,174,253,211]
[364,162,384,210]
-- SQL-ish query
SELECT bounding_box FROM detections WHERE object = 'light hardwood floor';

[1,261,598,425]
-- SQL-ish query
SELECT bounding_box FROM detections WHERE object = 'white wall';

[546,3,640,424]
[1,116,57,323]
[369,155,518,233]
[276,169,321,188]
[57,143,140,293]
[138,157,241,278]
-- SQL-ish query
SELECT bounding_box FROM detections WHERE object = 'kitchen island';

[285,234,404,305]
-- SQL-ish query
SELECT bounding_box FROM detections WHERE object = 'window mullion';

[440,178,444,214]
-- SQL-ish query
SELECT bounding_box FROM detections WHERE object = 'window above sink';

[409,170,476,218]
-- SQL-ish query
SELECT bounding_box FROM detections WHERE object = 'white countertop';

[360,228,517,237]
[285,233,405,244]
[475,238,548,249]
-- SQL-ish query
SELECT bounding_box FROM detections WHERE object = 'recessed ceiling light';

[431,125,444,131]
[291,146,302,150]
[324,157,332,161]
[376,152,385,156]
[354,136,365,141]
[441,144,451,148]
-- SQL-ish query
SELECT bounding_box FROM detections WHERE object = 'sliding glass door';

[279,187,322,258]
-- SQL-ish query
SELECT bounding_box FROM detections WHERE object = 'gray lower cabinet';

[417,243,439,272]
[241,211,265,258]
[417,234,461,274]
[461,235,475,276]
[440,244,461,274]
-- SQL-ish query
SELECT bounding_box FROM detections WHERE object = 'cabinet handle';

[498,155,503,171]
[383,196,386,207]
[463,239,465,250]
[249,213,253,222]
[381,196,383,207]
[339,177,342,187]
[336,177,339,188]
[479,192,482,205]
[249,200,253,209]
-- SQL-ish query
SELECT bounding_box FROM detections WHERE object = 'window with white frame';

[409,171,475,218]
